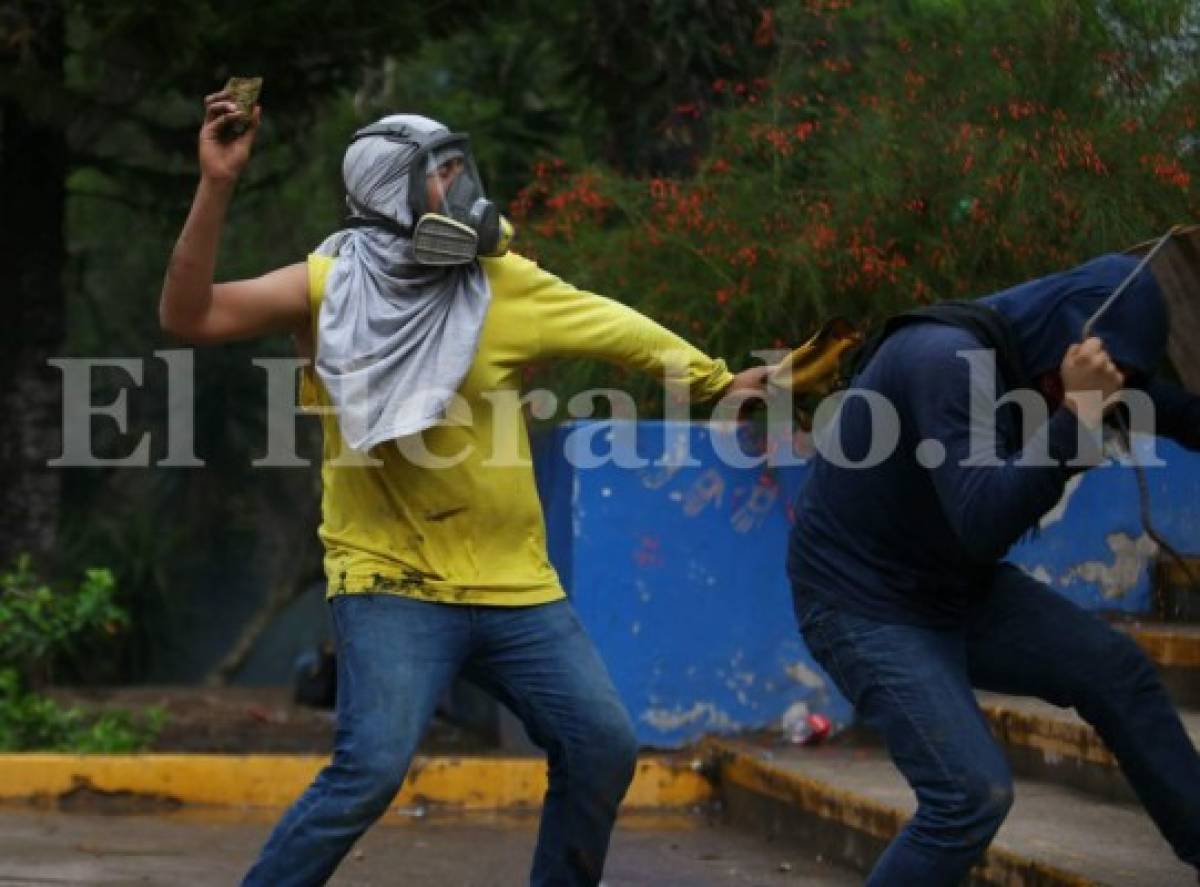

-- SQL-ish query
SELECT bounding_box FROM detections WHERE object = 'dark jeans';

[242,595,638,887]
[794,564,1200,886]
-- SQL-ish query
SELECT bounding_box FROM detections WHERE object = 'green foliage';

[0,556,125,678]
[354,16,580,201]
[0,557,164,750]
[549,0,772,174]
[513,0,1200,408]
[0,669,164,752]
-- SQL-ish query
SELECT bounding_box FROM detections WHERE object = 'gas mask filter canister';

[347,122,514,266]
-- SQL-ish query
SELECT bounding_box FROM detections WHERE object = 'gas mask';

[348,122,514,266]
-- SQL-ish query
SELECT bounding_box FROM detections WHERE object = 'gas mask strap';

[349,122,419,145]
[344,216,413,238]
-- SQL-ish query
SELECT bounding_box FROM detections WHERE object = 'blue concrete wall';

[534,422,1200,748]
[1008,436,1200,613]
[534,421,845,749]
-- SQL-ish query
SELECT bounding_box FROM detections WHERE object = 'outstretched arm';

[159,91,308,344]
[506,254,766,400]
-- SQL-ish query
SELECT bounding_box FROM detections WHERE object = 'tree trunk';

[0,3,67,569]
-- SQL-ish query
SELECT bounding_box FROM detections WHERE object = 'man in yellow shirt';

[161,92,769,886]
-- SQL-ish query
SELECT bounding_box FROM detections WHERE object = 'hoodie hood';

[980,253,1168,381]
[311,113,492,452]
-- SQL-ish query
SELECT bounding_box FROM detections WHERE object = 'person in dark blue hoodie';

[788,253,1200,885]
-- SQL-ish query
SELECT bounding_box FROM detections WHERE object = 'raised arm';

[159,91,308,344]
[905,333,1117,563]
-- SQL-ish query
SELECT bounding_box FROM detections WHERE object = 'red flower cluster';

[841,224,909,292]
[713,77,770,104]
[509,160,611,243]
[754,8,776,47]
[648,179,713,235]
[510,1,1199,397]
[1140,154,1192,191]
[749,120,818,156]
[805,0,852,11]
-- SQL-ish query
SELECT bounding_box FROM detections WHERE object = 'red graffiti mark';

[633,535,664,567]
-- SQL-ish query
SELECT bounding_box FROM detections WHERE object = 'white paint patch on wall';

[640,702,736,732]
[1022,565,1055,585]
[1062,532,1159,599]
[724,670,756,691]
[778,700,810,731]
[686,559,717,588]
[638,432,694,490]
[785,661,827,691]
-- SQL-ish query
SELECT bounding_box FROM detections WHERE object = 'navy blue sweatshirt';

[787,254,1200,627]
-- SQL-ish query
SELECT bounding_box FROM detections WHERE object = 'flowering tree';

[513,0,1200,408]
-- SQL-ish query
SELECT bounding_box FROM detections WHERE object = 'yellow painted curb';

[980,703,1116,767]
[1121,624,1200,668]
[704,739,1094,887]
[0,754,712,812]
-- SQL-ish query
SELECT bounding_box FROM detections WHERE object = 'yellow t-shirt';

[302,251,733,605]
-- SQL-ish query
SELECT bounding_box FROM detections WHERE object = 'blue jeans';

[794,564,1200,886]
[242,595,639,887]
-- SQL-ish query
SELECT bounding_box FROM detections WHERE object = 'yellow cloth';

[303,251,733,605]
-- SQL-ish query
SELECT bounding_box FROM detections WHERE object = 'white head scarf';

[313,114,491,451]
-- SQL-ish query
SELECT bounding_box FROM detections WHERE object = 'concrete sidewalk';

[0,807,856,886]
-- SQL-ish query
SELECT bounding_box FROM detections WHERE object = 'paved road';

[0,807,858,886]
